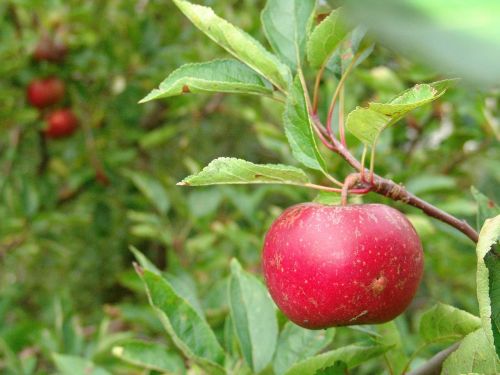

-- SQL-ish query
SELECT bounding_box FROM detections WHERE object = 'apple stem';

[341,173,361,206]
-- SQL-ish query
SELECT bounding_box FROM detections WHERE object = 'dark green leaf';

[124,171,170,215]
[112,340,185,373]
[472,187,500,231]
[283,344,390,375]
[138,269,226,374]
[419,303,481,343]
[261,0,316,70]
[273,322,335,375]
[228,259,278,373]
[284,77,327,171]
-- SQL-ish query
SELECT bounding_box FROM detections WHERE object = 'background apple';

[262,203,424,329]
[26,77,65,108]
[33,34,67,63]
[45,108,78,138]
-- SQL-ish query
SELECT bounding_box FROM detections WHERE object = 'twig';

[338,87,346,147]
[318,119,479,243]
[326,52,360,140]
[407,342,460,375]
[37,130,49,175]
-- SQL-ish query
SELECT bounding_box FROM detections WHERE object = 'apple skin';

[262,203,424,329]
[27,77,65,109]
[44,109,78,139]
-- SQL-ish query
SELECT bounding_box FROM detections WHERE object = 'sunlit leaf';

[172,0,291,91]
[346,80,454,147]
[442,329,500,373]
[476,215,500,357]
[307,9,349,69]
[140,59,272,103]
[178,157,309,186]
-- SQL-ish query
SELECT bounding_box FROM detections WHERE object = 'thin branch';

[338,87,346,147]
[326,52,360,140]
[312,63,327,114]
[316,118,479,243]
[407,342,460,375]
[37,130,49,175]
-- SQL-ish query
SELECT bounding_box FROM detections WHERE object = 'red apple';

[262,203,424,329]
[45,109,78,139]
[27,77,65,109]
[33,35,67,63]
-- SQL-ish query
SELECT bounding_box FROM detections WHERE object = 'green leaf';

[228,259,278,373]
[344,0,500,88]
[345,107,391,147]
[131,247,205,317]
[283,344,390,375]
[472,187,500,231]
[314,361,347,375]
[476,215,500,357]
[140,59,273,103]
[374,321,409,375]
[442,329,500,374]
[130,246,162,275]
[419,303,481,343]
[368,83,448,117]
[284,76,327,171]
[326,26,374,78]
[138,269,226,374]
[346,80,454,147]
[124,171,170,215]
[261,0,316,70]
[313,191,342,205]
[273,322,335,375]
[112,340,185,373]
[307,9,349,69]
[52,354,111,375]
[178,157,310,187]
[172,0,291,92]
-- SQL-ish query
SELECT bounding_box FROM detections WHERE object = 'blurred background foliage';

[0,0,498,373]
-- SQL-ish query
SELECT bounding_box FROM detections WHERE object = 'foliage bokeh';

[1,0,499,374]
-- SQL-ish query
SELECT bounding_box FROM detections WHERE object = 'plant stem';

[312,63,327,114]
[407,342,460,375]
[360,146,367,181]
[326,52,360,140]
[339,87,346,147]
